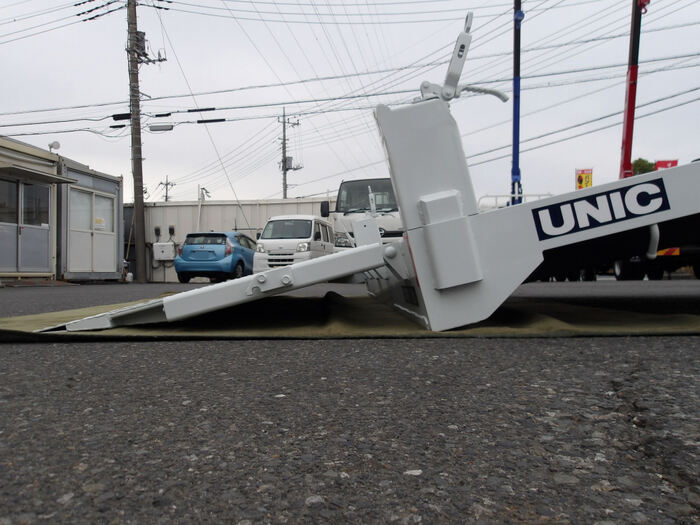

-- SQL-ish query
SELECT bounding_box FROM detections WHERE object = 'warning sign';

[575,168,592,190]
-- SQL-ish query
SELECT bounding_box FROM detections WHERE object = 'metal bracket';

[419,12,508,104]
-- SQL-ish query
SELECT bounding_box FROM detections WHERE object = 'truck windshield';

[261,219,312,239]
[336,179,397,213]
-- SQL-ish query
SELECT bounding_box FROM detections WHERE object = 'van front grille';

[267,252,295,267]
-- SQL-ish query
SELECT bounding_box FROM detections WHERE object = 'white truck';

[320,178,403,249]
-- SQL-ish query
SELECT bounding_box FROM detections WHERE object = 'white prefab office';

[57,158,124,281]
[0,138,75,279]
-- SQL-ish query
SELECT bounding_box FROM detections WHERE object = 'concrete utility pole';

[126,0,166,282]
[279,107,301,198]
[126,0,147,282]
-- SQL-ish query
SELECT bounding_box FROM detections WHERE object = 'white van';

[253,215,335,273]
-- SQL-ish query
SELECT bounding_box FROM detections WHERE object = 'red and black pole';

[619,0,650,179]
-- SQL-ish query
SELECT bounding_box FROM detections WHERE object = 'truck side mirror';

[256,232,261,240]
[314,231,322,241]
[320,201,330,218]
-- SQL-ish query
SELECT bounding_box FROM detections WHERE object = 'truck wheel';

[693,264,700,279]
[566,270,581,282]
[582,268,597,281]
[177,272,191,283]
[614,260,644,281]
[646,265,664,280]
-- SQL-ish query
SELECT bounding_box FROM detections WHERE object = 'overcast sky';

[2,0,699,204]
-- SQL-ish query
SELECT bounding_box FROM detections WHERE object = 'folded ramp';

[44,234,385,332]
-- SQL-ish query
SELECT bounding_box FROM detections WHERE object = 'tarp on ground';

[1,292,700,342]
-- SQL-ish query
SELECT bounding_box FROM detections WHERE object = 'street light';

[148,124,174,132]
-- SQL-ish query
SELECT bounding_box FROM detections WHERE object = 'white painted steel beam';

[53,237,385,332]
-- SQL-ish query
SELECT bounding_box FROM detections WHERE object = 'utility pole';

[157,175,175,202]
[279,107,301,198]
[127,0,146,282]
[197,185,211,201]
[619,0,650,179]
[510,0,524,206]
[126,0,166,282]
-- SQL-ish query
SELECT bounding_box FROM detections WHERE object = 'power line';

[150,1,251,229]
[150,0,612,25]
[470,99,700,168]
[0,1,125,44]
[274,91,700,194]
[469,85,700,159]
[3,52,696,129]
[6,58,699,139]
[3,19,697,117]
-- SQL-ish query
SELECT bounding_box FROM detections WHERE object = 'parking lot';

[1,280,698,523]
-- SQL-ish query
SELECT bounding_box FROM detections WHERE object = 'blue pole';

[511,3,524,205]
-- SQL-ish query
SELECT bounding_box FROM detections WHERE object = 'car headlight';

[256,243,266,253]
[296,242,310,252]
[334,232,353,248]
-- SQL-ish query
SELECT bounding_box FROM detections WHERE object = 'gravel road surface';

[0,282,698,523]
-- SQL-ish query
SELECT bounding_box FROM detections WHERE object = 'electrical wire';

[151,1,251,228]
[2,19,697,117]
[470,95,700,167]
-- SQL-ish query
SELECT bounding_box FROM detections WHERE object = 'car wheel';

[177,272,190,283]
[232,262,244,279]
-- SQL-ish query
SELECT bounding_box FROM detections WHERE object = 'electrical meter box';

[153,242,177,261]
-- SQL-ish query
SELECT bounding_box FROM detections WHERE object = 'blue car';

[174,231,256,283]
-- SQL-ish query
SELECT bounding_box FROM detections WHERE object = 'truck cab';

[321,178,403,249]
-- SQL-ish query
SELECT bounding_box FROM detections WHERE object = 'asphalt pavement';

[0,280,698,523]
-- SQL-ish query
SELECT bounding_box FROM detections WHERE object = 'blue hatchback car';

[174,231,256,283]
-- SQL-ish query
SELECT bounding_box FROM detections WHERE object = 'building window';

[0,179,18,224]
[70,189,92,230]
[22,183,49,226]
[94,194,114,232]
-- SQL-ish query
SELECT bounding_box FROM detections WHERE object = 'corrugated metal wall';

[125,197,336,282]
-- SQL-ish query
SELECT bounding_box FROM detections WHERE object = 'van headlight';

[334,232,353,248]
[296,242,310,252]
[256,243,266,253]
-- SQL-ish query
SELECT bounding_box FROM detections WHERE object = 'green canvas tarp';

[2,292,700,342]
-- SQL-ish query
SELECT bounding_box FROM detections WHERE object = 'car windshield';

[261,220,312,239]
[184,234,227,245]
[336,179,397,213]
